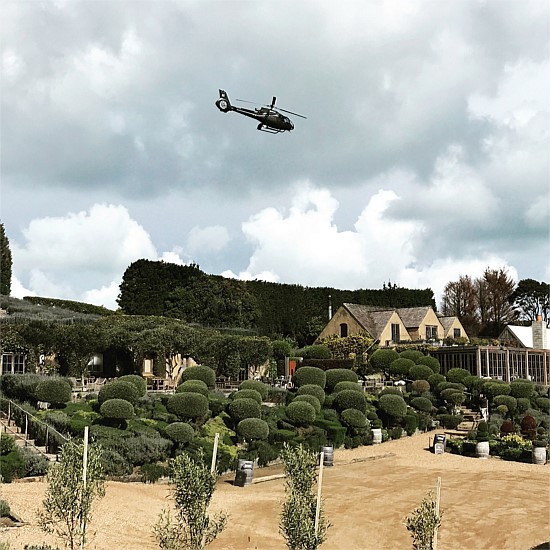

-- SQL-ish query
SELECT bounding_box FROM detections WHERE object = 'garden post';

[25,413,28,441]
[433,476,441,550]
[211,432,220,474]
[315,451,325,535]
[81,426,89,550]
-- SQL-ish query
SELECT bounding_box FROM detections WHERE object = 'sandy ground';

[1,432,549,550]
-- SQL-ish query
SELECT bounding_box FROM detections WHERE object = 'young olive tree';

[404,490,442,550]
[38,439,105,550]
[280,443,329,550]
[154,451,227,550]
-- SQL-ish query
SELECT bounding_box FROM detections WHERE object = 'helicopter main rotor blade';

[235,98,261,105]
[277,107,307,119]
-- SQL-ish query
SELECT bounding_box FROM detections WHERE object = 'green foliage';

[286,401,317,426]
[427,374,446,389]
[39,439,105,550]
[100,398,134,420]
[1,433,16,455]
[181,366,217,388]
[340,408,367,429]
[295,345,332,359]
[483,381,511,399]
[415,355,441,374]
[334,390,366,414]
[293,367,326,389]
[389,358,415,377]
[325,369,358,392]
[232,389,263,404]
[154,451,227,550]
[239,379,268,400]
[227,398,261,423]
[34,379,72,406]
[445,368,471,385]
[141,462,168,484]
[399,350,425,362]
[293,395,322,415]
[296,384,326,405]
[176,380,210,397]
[117,375,147,397]
[0,449,25,482]
[409,364,435,382]
[410,397,433,413]
[167,393,209,421]
[403,414,419,436]
[378,393,408,419]
[536,397,550,412]
[0,499,11,518]
[272,340,292,361]
[237,418,270,441]
[509,379,534,399]
[411,380,430,394]
[437,414,463,429]
[369,348,399,375]
[165,422,195,445]
[493,395,517,414]
[1,373,44,402]
[0,223,12,295]
[98,380,139,406]
[320,334,374,364]
[405,490,442,550]
[332,381,363,394]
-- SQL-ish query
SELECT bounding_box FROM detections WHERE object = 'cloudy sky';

[2,0,549,310]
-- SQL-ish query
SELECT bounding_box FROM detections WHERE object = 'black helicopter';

[215,89,306,133]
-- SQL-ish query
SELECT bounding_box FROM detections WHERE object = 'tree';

[38,439,105,550]
[404,490,442,550]
[0,223,12,296]
[479,267,517,336]
[154,451,227,550]
[279,443,329,550]
[510,279,549,322]
[440,275,479,336]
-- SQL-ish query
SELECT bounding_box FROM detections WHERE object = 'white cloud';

[81,280,121,310]
[186,225,230,254]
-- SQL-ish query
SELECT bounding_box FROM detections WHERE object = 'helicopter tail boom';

[215,89,232,113]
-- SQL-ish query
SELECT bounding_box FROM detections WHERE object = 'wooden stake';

[315,451,325,535]
[433,476,441,550]
[211,432,220,474]
[81,426,89,550]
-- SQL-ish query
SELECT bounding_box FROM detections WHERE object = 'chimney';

[532,315,547,349]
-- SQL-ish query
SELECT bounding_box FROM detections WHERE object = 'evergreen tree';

[0,223,12,296]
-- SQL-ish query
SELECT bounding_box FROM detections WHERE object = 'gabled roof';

[502,325,550,349]
[438,316,457,331]
[395,306,433,328]
[343,303,398,340]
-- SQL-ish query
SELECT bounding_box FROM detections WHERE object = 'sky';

[1,0,549,311]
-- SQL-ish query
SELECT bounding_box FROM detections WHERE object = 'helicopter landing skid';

[257,123,285,134]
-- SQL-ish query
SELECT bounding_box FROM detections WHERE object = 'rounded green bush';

[493,395,518,414]
[325,369,358,392]
[415,355,441,374]
[239,380,268,400]
[428,373,446,388]
[340,408,367,428]
[166,392,209,420]
[98,380,139,406]
[333,381,363,395]
[536,397,550,412]
[34,379,72,406]
[409,364,435,381]
[483,381,511,399]
[411,380,430,394]
[445,368,471,385]
[378,393,408,419]
[463,375,484,391]
[369,348,399,372]
[436,381,465,395]
[295,344,332,359]
[440,388,463,402]
[516,397,531,413]
[293,394,321,414]
[117,374,147,397]
[296,384,326,405]
[165,422,194,444]
[510,379,535,399]
[176,379,209,397]
[293,366,326,389]
[227,397,261,423]
[389,358,415,377]
[100,398,134,420]
[399,350,425,362]
[0,499,11,518]
[180,365,216,388]
[233,389,263,404]
[286,401,316,425]
[334,389,366,414]
[237,418,269,441]
[410,396,433,413]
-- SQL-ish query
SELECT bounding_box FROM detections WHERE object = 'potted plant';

[475,421,490,459]
[532,439,548,465]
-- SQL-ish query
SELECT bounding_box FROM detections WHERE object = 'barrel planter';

[320,446,334,467]
[532,446,547,465]
[372,428,382,445]
[476,441,490,459]
[234,459,254,487]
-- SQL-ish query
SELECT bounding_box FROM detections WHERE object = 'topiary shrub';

[340,408,367,429]
[166,392,209,420]
[100,398,134,420]
[493,395,517,414]
[175,379,209,397]
[369,348,399,374]
[536,397,550,412]
[520,414,538,438]
[445,368,471,385]
[295,344,332,359]
[500,419,516,436]
[232,389,263,404]
[332,381,363,395]
[34,379,72,407]
[98,380,139,406]
[483,381,511,400]
[227,398,261,423]
[0,499,11,517]
[399,350,425,362]
[415,355,441,374]
[437,414,463,429]
[180,365,216,388]
[410,396,433,413]
[403,413,419,436]
[378,393,408,421]
[286,401,316,425]
[293,394,321,415]
[165,422,194,445]
[509,379,534,399]
[118,374,147,397]
[296,384,325,405]
[516,397,531,414]
[334,390,366,414]
[325,369,358,392]
[436,382,465,395]
[409,364,435,382]
[237,418,269,441]
[293,366,326,388]
[411,380,430,394]
[389,358,415,378]
[239,380,268,400]
[428,373,446,389]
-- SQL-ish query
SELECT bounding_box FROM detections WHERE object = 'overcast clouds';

[1,0,548,310]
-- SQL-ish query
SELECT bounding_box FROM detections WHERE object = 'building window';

[391,324,400,343]
[426,325,438,340]
[1,353,25,375]
[340,323,348,337]
[453,328,461,339]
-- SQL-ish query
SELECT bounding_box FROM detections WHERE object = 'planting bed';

[1,431,549,550]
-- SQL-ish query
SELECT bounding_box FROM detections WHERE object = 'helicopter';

[215,89,306,133]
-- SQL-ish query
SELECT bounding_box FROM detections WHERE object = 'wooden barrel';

[320,446,334,467]
[372,428,382,444]
[234,459,254,487]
